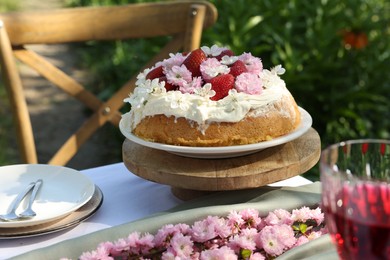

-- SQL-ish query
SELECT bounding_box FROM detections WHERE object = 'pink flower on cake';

[238,53,263,74]
[200,58,230,80]
[181,76,203,94]
[235,73,263,95]
[160,52,186,71]
[166,65,192,87]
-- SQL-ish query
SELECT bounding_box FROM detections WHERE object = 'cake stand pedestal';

[122,128,321,200]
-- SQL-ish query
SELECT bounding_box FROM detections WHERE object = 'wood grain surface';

[123,128,321,199]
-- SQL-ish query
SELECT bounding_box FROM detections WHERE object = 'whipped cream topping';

[124,64,294,133]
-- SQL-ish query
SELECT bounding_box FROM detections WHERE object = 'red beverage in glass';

[323,182,390,260]
[320,140,390,260]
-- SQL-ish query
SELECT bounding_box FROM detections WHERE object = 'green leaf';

[241,249,252,259]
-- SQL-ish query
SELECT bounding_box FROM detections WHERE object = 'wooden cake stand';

[123,128,321,200]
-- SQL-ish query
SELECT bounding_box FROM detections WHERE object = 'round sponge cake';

[123,45,301,147]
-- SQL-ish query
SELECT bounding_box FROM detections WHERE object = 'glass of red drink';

[320,139,390,260]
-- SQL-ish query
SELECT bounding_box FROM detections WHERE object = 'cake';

[123,45,301,147]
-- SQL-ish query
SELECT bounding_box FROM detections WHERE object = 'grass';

[0,0,19,12]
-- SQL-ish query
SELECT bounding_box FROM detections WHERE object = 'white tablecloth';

[0,162,312,259]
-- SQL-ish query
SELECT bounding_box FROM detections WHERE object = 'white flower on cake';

[272,64,286,75]
[201,45,227,56]
[220,55,238,66]
[167,92,191,111]
[221,89,249,113]
[194,83,216,98]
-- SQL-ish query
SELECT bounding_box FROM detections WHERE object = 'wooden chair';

[0,1,217,166]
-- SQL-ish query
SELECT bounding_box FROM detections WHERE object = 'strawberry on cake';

[123,45,301,147]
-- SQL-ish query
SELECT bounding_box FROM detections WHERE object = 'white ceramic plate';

[120,107,312,159]
[0,164,95,228]
[0,186,103,238]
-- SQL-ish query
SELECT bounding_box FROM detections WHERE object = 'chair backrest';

[0,1,217,166]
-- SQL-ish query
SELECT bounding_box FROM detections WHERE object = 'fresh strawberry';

[146,66,164,80]
[158,76,177,91]
[182,49,207,77]
[229,60,247,78]
[210,74,235,101]
[215,49,235,60]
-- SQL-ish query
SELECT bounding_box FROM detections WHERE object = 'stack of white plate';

[0,164,103,238]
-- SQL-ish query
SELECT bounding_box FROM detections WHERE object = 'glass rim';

[322,139,390,152]
[320,139,390,183]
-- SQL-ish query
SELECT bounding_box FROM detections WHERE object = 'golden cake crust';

[133,96,301,147]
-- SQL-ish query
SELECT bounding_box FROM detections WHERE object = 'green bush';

[67,0,390,179]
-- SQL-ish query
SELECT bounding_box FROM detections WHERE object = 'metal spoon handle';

[7,182,35,213]
[26,179,42,208]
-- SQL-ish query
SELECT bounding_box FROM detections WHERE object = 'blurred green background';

[1,0,389,180]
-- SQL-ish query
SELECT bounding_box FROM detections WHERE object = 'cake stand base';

[123,128,321,200]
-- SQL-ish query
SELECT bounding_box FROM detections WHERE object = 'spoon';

[19,179,43,219]
[0,182,35,221]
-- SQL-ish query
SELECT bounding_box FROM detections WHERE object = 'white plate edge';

[120,107,312,155]
[0,164,95,228]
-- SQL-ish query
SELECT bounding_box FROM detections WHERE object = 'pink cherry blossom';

[257,226,285,256]
[291,206,324,225]
[250,252,266,260]
[191,218,218,242]
[161,250,176,260]
[136,233,155,254]
[166,65,192,87]
[295,235,310,247]
[169,233,194,258]
[235,72,263,95]
[228,228,258,252]
[200,58,230,80]
[274,224,297,249]
[154,223,190,247]
[160,52,186,71]
[206,216,231,239]
[238,53,263,74]
[180,76,203,94]
[264,209,293,226]
[200,246,237,260]
[239,208,262,228]
[72,206,326,260]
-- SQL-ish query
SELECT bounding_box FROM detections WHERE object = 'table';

[0,162,312,259]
